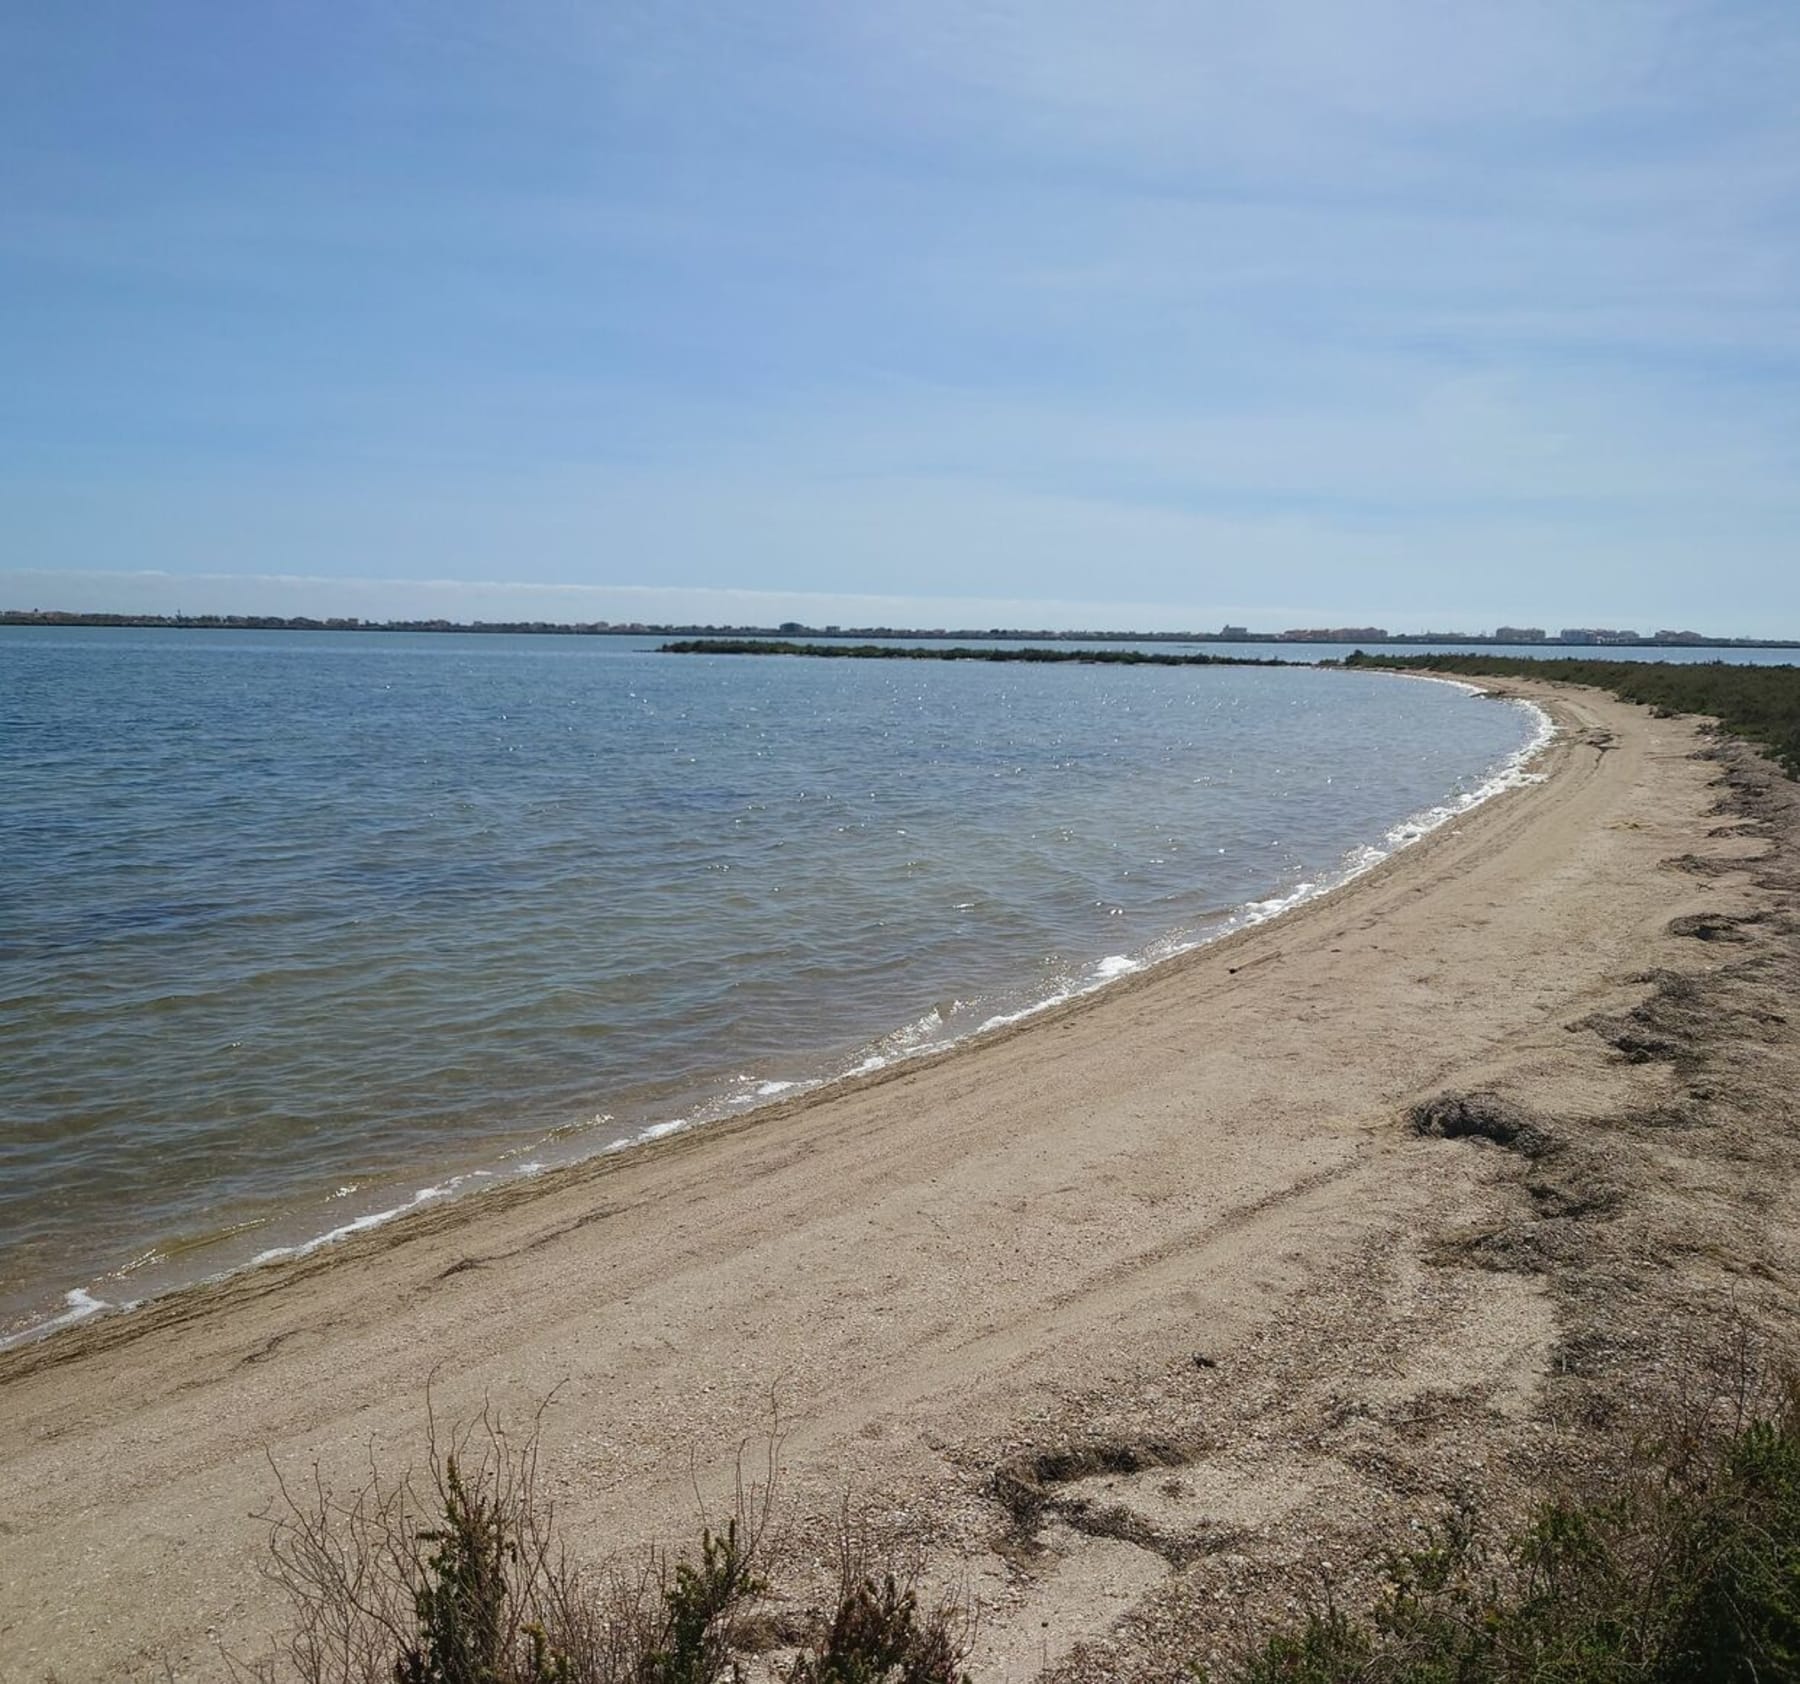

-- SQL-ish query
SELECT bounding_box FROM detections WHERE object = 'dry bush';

[229,1394,778,1684]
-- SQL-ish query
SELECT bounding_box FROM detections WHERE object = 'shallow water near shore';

[0,628,1545,1342]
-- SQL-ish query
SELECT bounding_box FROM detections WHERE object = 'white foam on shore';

[245,1172,493,1268]
[1197,691,1554,946]
[720,1076,808,1110]
[603,1115,692,1155]
[975,991,1072,1035]
[0,1288,120,1352]
[971,688,1553,996]
[843,1000,963,1075]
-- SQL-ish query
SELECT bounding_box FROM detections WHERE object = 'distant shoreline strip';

[5,615,1796,650]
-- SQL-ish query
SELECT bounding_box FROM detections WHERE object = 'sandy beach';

[4,676,1798,1683]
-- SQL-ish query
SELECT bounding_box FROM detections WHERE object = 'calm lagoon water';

[1,628,1555,1341]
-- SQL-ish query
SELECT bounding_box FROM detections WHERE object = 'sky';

[3,2,1798,633]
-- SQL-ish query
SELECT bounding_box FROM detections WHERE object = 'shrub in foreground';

[236,1403,775,1684]
[786,1524,972,1684]
[236,1404,971,1684]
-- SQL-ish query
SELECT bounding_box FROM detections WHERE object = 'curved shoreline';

[16,672,1787,1683]
[2,679,1568,1387]
[0,679,1550,1355]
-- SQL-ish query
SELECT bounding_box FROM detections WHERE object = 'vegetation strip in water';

[1344,653,1800,777]
[659,639,1286,667]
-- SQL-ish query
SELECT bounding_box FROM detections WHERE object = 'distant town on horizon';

[3,608,1797,650]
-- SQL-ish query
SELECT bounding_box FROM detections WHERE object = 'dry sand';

[4,676,1799,1683]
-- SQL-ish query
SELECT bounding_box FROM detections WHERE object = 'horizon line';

[5,609,1798,649]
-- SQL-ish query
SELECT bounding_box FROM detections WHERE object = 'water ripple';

[1,629,1539,1339]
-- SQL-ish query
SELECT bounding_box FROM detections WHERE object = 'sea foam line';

[245,1172,493,1269]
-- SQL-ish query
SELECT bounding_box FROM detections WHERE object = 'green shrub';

[786,1572,971,1684]
[1668,1417,1800,1678]
[643,1521,764,1684]
[396,1452,563,1684]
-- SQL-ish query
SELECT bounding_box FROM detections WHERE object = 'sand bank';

[4,678,1798,1683]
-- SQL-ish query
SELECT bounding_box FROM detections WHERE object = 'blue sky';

[3,1,1798,632]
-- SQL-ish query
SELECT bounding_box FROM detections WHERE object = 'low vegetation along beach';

[4,668,1800,1682]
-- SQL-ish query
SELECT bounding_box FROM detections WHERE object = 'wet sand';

[4,677,1798,1683]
